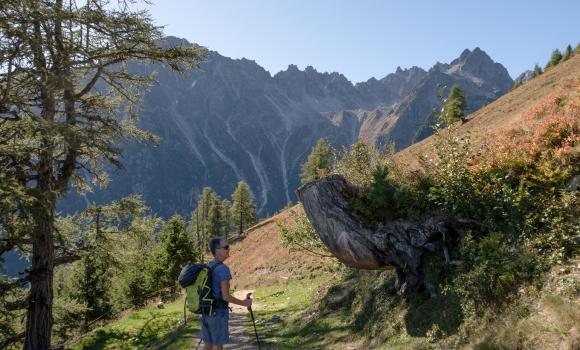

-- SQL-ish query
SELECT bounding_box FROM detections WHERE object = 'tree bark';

[24,202,55,350]
[297,175,455,294]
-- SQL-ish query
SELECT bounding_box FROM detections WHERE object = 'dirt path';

[224,290,260,349]
[193,290,263,349]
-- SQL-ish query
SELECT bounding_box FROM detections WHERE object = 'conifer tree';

[300,138,333,184]
[70,207,113,331]
[155,215,194,295]
[207,192,224,236]
[562,44,573,61]
[441,84,467,124]
[187,187,220,254]
[532,64,543,78]
[221,199,233,238]
[120,215,162,309]
[545,49,562,69]
[576,42,580,54]
[61,196,149,331]
[0,1,205,347]
[231,181,257,235]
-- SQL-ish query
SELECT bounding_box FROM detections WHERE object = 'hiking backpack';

[178,261,227,323]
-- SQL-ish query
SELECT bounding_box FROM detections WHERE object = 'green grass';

[254,268,467,349]
[248,273,361,349]
[69,262,579,349]
[69,296,200,350]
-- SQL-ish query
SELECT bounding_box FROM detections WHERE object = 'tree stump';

[296,175,456,294]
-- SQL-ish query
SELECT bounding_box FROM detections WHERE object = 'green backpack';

[179,262,225,323]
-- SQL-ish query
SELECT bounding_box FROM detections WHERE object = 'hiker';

[202,237,252,350]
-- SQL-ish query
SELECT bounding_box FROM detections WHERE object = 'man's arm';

[220,279,252,307]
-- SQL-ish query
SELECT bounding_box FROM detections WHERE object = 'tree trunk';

[296,175,456,294]
[24,202,55,350]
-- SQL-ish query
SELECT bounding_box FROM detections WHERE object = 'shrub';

[425,86,578,314]
[449,232,540,312]
[545,49,562,69]
[332,142,385,186]
[278,209,331,258]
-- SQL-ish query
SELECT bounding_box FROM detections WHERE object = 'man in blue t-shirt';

[202,237,252,350]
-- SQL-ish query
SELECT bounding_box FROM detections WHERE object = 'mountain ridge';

[59,37,513,218]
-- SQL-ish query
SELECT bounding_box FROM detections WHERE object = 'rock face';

[59,38,513,218]
[515,70,534,84]
[357,48,514,149]
[297,175,454,294]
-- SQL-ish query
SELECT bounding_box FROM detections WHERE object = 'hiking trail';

[194,289,267,349]
[224,290,260,349]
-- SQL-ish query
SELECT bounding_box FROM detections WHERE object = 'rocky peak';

[157,35,192,49]
[273,64,360,110]
[515,70,533,84]
[445,47,513,91]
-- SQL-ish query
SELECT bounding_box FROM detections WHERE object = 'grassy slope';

[226,205,330,291]
[69,296,200,350]
[396,54,580,168]
[69,207,339,349]
[257,55,580,349]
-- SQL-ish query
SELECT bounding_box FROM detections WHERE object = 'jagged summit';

[444,47,512,90]
[62,39,515,218]
[357,47,513,150]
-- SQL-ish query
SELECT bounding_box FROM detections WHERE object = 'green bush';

[449,232,540,312]
[277,209,331,257]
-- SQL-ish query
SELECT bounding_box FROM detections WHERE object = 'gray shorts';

[201,308,229,345]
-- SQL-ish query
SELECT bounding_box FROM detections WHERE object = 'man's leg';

[202,343,213,350]
[212,345,223,350]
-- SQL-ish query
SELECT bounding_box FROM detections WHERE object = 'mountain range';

[60,37,514,218]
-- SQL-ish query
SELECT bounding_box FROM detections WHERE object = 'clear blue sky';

[148,0,580,83]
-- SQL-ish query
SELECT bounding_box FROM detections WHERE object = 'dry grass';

[226,205,331,290]
[395,54,580,169]
[469,259,580,350]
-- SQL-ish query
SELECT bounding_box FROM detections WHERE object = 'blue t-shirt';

[209,260,232,301]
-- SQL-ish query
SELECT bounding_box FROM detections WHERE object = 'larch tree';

[68,195,147,330]
[0,1,206,348]
[532,63,543,78]
[230,181,257,235]
[300,138,333,184]
[441,84,467,124]
[154,215,194,295]
[221,198,232,238]
[207,192,224,237]
[562,44,573,61]
[545,49,562,69]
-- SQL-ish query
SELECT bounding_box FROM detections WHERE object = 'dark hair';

[209,237,226,256]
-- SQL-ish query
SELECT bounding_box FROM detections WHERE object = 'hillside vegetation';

[64,52,579,350]
[242,52,580,349]
[396,53,580,168]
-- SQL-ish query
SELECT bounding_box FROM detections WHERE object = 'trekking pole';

[246,293,262,350]
[195,337,203,350]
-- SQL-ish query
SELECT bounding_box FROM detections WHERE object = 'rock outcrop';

[515,70,534,84]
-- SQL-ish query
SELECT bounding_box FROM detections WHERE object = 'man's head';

[209,237,230,262]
